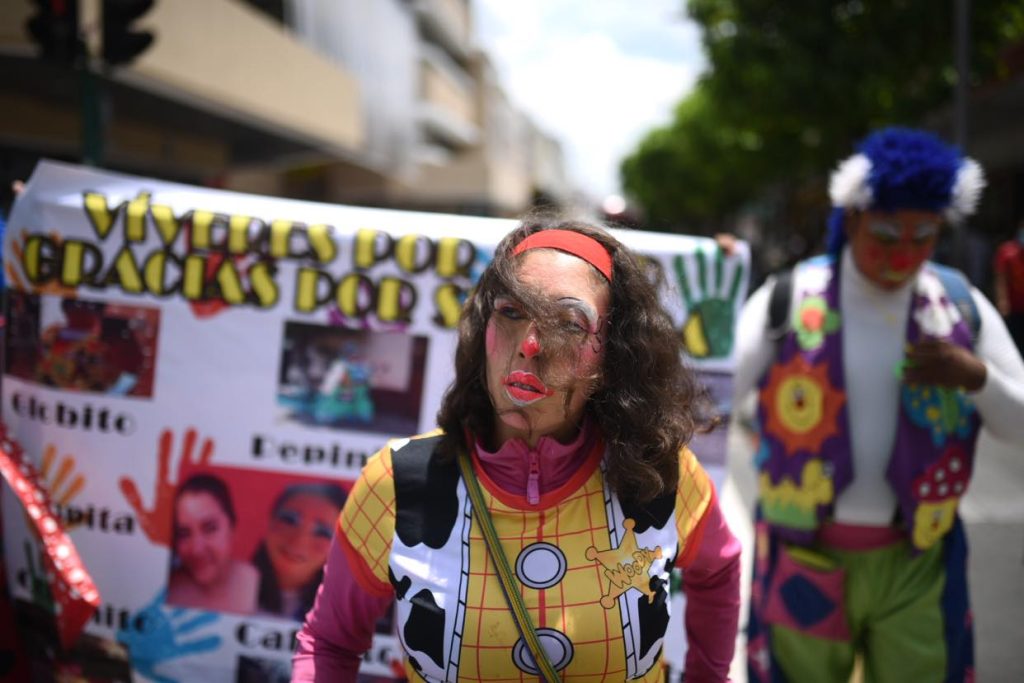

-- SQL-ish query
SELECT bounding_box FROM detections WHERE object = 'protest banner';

[1,160,749,681]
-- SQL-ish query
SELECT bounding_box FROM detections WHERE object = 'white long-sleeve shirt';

[733,248,1024,525]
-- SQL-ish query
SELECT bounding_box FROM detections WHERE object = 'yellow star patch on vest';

[586,518,663,609]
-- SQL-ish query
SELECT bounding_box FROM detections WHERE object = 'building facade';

[0,0,571,217]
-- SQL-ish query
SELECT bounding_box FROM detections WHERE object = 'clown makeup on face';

[265,491,339,591]
[847,209,943,289]
[484,249,611,447]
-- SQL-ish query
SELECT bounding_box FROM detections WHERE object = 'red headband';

[512,230,613,281]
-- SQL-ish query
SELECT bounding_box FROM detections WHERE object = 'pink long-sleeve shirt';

[293,427,740,682]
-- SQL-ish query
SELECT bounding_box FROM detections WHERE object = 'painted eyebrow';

[913,222,940,239]
[493,295,522,308]
[867,219,901,237]
[557,297,599,326]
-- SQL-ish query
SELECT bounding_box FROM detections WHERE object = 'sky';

[473,0,706,202]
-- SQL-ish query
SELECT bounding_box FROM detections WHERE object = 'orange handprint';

[38,444,86,527]
[5,229,78,297]
[119,429,214,547]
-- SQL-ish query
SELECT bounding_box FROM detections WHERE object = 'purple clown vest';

[755,256,981,552]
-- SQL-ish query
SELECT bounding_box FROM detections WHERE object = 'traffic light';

[26,0,83,65]
[102,0,155,66]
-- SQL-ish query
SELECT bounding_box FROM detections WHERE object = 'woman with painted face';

[252,483,347,620]
[167,474,259,614]
[293,218,741,682]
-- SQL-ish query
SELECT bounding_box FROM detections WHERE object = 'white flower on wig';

[828,153,873,209]
[944,159,986,224]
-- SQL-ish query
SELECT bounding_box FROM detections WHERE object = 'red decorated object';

[912,445,971,502]
[0,421,100,649]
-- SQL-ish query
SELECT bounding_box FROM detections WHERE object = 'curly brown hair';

[436,215,714,505]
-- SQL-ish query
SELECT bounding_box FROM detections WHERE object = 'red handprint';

[188,253,234,319]
[119,429,214,547]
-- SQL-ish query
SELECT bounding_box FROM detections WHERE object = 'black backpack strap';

[767,269,794,340]
[391,434,461,550]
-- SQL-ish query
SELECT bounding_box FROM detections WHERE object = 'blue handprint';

[673,244,746,359]
[117,588,222,683]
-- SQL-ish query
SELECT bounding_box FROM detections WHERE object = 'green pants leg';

[768,541,947,683]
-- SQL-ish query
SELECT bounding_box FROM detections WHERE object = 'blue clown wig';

[825,127,985,255]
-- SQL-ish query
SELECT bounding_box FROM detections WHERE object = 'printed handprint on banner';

[5,229,78,297]
[673,245,745,358]
[117,588,222,683]
[40,444,86,512]
[23,444,86,533]
[0,423,101,647]
[186,252,261,320]
[119,429,214,547]
[19,540,55,613]
[182,214,273,321]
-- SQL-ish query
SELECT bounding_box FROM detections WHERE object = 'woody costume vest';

[755,255,981,551]
[338,432,713,682]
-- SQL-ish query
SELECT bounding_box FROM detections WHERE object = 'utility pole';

[81,0,104,166]
[26,0,157,167]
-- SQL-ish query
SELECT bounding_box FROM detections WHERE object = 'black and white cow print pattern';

[387,437,682,680]
[605,470,680,679]
[389,436,472,681]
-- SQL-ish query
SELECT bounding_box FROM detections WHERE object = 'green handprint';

[19,541,54,613]
[673,245,745,358]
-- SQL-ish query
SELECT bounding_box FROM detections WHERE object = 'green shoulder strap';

[456,449,561,682]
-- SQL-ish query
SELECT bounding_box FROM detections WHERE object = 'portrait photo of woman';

[166,474,259,614]
[252,483,347,621]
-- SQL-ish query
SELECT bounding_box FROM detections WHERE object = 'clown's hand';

[903,340,987,392]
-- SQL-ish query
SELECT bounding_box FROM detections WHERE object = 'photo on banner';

[4,291,160,398]
[276,322,429,435]
[166,465,351,621]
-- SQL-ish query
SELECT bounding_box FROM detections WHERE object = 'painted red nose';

[889,251,913,271]
[521,330,541,358]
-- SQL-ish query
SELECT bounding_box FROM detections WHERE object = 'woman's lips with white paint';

[503,370,553,405]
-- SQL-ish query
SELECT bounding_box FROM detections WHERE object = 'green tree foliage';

[622,0,1024,235]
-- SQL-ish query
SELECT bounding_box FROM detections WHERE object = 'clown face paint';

[266,492,340,590]
[485,249,611,447]
[847,209,942,289]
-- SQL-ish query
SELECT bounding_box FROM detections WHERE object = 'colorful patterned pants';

[747,517,974,683]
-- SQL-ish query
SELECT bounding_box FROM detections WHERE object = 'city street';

[720,424,1024,682]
